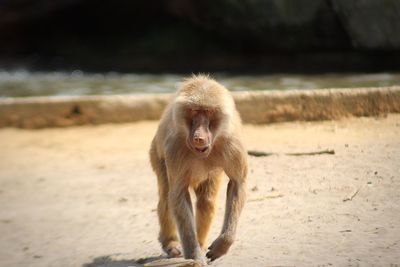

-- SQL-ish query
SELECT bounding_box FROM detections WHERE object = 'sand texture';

[0,115,399,266]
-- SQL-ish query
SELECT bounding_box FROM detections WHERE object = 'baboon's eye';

[206,109,215,117]
[190,109,199,116]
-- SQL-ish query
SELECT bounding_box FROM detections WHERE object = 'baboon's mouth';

[195,145,209,153]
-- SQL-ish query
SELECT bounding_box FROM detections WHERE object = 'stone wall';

[1,87,399,128]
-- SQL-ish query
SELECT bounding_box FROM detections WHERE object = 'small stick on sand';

[285,149,335,156]
[247,150,276,157]
[248,149,335,157]
[343,187,361,202]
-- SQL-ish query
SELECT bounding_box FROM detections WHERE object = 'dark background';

[1,0,400,73]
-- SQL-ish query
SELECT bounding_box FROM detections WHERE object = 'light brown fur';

[149,75,248,264]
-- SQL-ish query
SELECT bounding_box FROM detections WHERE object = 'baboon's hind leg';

[195,171,223,250]
[150,145,181,257]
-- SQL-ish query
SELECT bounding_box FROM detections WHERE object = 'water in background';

[0,70,399,98]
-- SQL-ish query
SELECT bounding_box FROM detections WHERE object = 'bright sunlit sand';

[0,115,399,266]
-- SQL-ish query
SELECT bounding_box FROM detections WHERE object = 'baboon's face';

[185,108,218,158]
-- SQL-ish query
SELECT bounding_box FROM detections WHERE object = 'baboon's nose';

[194,135,206,145]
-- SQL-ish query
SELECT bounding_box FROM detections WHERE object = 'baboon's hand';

[166,247,181,258]
[206,234,234,261]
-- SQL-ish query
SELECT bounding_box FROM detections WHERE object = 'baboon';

[149,75,248,264]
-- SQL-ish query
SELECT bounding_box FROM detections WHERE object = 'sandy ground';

[0,115,399,267]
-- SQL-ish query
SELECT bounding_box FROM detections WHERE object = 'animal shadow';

[82,254,164,267]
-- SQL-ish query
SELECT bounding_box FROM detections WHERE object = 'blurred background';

[1,0,400,97]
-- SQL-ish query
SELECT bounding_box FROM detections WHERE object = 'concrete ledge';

[235,86,400,123]
[0,86,399,128]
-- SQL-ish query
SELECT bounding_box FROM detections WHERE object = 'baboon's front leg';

[169,183,205,263]
[206,179,246,261]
